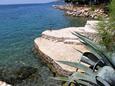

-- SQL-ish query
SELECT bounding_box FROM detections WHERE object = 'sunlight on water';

[0,2,86,86]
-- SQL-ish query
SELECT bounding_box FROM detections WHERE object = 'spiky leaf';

[58,61,94,75]
[73,32,115,69]
[52,77,69,81]
[69,72,97,84]
[96,76,110,86]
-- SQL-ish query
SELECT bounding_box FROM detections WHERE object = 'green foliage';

[98,20,115,52]
[64,0,111,5]
[73,32,114,67]
[64,0,81,4]
[54,2,115,86]
[97,0,115,52]
[54,32,115,86]
[64,0,72,3]
[109,0,115,19]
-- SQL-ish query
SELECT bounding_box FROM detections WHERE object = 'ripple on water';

[0,3,86,86]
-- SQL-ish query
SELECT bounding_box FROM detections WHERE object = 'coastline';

[0,3,89,86]
[53,4,108,19]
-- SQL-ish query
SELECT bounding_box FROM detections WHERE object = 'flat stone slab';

[34,21,99,76]
[35,37,88,73]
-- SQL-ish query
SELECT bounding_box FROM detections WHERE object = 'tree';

[64,0,111,5]
[64,0,79,4]
[64,0,71,3]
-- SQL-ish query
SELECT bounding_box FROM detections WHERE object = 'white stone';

[34,20,99,75]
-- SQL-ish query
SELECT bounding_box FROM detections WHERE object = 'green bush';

[98,20,115,52]
[98,0,115,52]
[109,0,115,19]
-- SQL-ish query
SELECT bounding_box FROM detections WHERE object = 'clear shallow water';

[0,2,86,86]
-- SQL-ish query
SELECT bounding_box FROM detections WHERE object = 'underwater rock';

[0,66,37,85]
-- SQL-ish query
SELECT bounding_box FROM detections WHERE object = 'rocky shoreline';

[53,4,108,19]
[34,21,99,76]
[34,42,72,76]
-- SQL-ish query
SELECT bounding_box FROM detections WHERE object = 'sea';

[0,2,86,86]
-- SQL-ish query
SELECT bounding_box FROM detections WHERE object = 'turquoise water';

[0,2,86,86]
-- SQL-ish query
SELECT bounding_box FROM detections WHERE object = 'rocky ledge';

[34,21,99,76]
[53,4,108,19]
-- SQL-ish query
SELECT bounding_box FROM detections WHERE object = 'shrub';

[54,32,115,86]
[98,0,115,52]
[98,20,115,52]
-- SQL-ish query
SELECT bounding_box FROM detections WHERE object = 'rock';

[38,66,62,86]
[94,15,98,19]
[34,21,99,76]
[0,81,11,86]
[54,4,108,19]
[84,11,89,17]
[15,66,37,81]
[0,66,37,85]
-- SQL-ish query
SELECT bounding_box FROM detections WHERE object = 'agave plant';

[54,32,115,86]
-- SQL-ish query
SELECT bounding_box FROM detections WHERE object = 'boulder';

[34,21,99,76]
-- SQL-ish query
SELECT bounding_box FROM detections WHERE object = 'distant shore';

[53,4,108,19]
